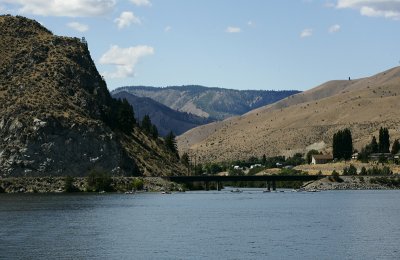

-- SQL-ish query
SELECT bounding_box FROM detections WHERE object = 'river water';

[0,189,399,259]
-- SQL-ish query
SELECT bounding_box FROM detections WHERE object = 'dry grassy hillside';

[178,66,400,163]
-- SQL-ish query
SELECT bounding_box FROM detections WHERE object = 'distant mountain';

[112,91,213,136]
[0,15,185,177]
[177,67,400,163]
[112,85,300,120]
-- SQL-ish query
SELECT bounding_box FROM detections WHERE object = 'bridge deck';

[164,175,326,183]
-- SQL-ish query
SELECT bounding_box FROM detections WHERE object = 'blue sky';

[1,0,400,91]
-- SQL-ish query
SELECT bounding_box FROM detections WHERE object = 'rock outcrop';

[0,15,185,177]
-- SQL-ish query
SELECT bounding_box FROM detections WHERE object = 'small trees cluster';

[358,127,398,162]
[103,98,136,134]
[86,169,114,192]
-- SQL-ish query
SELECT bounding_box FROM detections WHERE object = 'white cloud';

[99,45,154,78]
[300,28,313,38]
[164,26,172,32]
[337,0,400,20]
[67,22,89,32]
[247,20,254,26]
[130,0,151,7]
[329,24,341,33]
[0,0,115,17]
[114,11,141,29]
[226,26,241,33]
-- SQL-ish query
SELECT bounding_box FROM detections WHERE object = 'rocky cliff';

[0,15,185,177]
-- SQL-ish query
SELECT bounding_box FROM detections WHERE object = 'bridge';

[164,175,326,191]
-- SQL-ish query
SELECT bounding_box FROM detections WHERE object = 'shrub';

[343,164,357,176]
[131,178,144,191]
[86,169,114,192]
[64,176,78,192]
[330,170,344,182]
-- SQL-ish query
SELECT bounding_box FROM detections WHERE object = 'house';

[311,154,333,165]
[368,153,393,161]
[351,153,359,160]
[250,164,262,169]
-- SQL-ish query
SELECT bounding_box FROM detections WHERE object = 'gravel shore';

[303,175,400,191]
[0,176,183,193]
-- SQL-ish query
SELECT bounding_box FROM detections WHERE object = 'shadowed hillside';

[113,85,300,120]
[178,67,400,163]
[112,91,213,136]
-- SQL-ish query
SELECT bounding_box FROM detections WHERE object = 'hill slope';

[112,91,212,136]
[0,15,185,177]
[178,67,400,163]
[113,85,300,120]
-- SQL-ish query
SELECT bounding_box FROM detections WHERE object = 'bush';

[64,176,78,192]
[131,178,144,191]
[86,169,114,192]
[330,170,344,182]
[343,164,357,176]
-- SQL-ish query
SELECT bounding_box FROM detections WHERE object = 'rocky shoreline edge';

[303,175,400,191]
[1,175,399,194]
[0,177,183,194]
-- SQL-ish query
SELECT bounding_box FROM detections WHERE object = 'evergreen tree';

[141,115,152,133]
[164,131,179,158]
[391,139,400,155]
[378,127,390,153]
[150,124,159,139]
[180,152,190,167]
[370,136,379,153]
[261,154,267,165]
[332,128,353,160]
[116,99,136,134]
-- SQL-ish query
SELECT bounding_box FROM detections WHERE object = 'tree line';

[332,127,399,161]
[101,97,179,159]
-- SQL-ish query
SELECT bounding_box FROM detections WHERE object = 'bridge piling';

[272,180,276,191]
[205,181,209,191]
[217,181,221,191]
[267,181,271,191]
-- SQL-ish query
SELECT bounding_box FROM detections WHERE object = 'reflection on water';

[0,189,399,259]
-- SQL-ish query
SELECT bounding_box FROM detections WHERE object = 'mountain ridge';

[177,66,400,163]
[112,85,300,120]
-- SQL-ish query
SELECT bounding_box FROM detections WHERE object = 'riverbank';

[303,175,400,191]
[0,177,183,193]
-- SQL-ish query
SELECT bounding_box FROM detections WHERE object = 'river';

[0,189,399,259]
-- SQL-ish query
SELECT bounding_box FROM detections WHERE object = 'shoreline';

[0,176,183,194]
[303,175,400,191]
[1,175,399,194]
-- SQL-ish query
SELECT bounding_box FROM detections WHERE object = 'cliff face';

[0,15,184,177]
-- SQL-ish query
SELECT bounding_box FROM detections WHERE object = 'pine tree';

[378,127,390,153]
[141,115,152,133]
[116,99,135,134]
[180,152,190,167]
[164,131,179,158]
[150,124,158,139]
[391,139,400,155]
[332,128,353,160]
[370,136,379,153]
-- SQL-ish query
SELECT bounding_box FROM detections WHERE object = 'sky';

[1,0,400,91]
